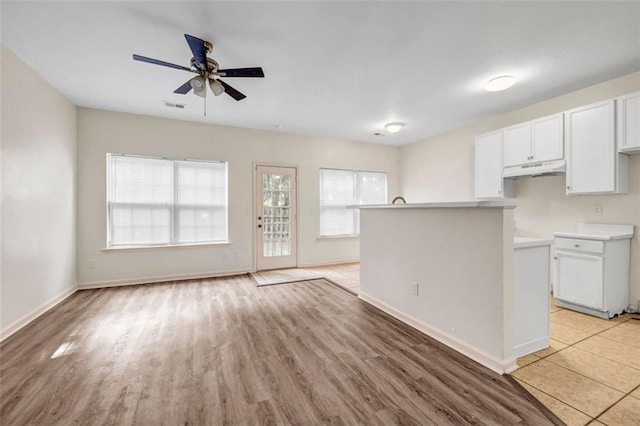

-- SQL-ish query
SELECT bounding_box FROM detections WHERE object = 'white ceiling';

[2,1,639,146]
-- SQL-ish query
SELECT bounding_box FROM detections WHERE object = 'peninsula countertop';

[348,200,517,209]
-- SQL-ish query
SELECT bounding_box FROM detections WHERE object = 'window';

[319,168,387,237]
[107,154,227,247]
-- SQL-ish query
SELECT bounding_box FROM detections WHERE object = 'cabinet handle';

[498,190,501,194]
[574,244,579,248]
[567,186,571,190]
[553,257,557,260]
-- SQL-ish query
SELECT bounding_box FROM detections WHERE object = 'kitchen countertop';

[349,200,516,209]
[514,237,553,249]
[554,223,634,241]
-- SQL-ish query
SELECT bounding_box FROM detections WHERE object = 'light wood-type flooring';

[0,276,560,425]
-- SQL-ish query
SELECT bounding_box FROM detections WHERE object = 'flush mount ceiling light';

[485,75,516,92]
[385,122,405,133]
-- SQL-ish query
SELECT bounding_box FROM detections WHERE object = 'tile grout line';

[591,382,640,423]
[514,378,595,422]
[541,351,638,395]
[515,307,640,422]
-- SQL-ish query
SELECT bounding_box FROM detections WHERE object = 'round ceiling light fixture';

[485,75,516,92]
[385,122,405,133]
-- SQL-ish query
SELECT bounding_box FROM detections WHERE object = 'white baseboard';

[0,286,77,343]
[358,292,517,375]
[297,259,359,268]
[77,268,252,290]
[514,337,550,359]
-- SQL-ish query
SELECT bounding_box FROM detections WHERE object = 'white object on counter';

[554,223,633,319]
[513,237,552,358]
[554,222,634,241]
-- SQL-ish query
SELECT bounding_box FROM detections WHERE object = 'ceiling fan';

[133,34,264,112]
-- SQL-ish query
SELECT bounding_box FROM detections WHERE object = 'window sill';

[316,235,360,241]
[102,241,231,252]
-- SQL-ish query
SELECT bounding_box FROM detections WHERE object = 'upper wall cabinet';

[503,114,564,167]
[475,130,514,199]
[565,100,628,195]
[617,91,640,154]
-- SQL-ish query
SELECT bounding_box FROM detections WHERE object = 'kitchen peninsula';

[353,201,518,374]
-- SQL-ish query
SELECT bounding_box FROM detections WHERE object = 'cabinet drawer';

[555,237,604,254]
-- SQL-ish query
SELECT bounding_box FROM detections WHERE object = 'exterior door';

[255,165,297,270]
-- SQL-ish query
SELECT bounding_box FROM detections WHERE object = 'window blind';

[319,169,355,237]
[319,168,387,237]
[107,154,228,246]
[175,160,228,243]
[355,171,387,233]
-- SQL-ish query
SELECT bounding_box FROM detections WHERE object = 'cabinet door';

[503,122,531,167]
[475,131,504,198]
[532,114,563,163]
[555,250,604,310]
[565,100,615,194]
[617,92,640,152]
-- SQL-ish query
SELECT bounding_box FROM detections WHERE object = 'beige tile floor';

[253,267,640,425]
[250,262,360,293]
[513,297,640,426]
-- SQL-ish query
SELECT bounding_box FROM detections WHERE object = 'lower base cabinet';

[513,239,551,358]
[554,234,631,319]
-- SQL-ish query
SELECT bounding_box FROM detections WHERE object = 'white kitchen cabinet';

[565,100,628,194]
[503,114,563,167]
[475,130,514,199]
[617,91,640,154]
[554,223,633,319]
[503,123,531,167]
[555,251,604,310]
[513,238,551,357]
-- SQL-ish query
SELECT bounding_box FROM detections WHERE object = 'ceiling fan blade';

[173,79,194,94]
[184,34,208,69]
[218,67,265,78]
[132,54,193,72]
[218,80,247,101]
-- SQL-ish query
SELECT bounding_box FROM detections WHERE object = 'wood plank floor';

[1,276,561,425]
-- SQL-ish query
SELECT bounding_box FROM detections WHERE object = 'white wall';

[401,72,640,304]
[359,206,515,374]
[77,108,400,287]
[1,45,77,333]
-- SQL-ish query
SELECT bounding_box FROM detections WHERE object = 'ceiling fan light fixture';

[209,79,225,96]
[485,75,516,92]
[190,76,205,90]
[385,122,405,134]
[190,76,206,97]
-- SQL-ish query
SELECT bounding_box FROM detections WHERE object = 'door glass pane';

[262,173,291,257]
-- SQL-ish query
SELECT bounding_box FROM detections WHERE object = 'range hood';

[503,159,566,178]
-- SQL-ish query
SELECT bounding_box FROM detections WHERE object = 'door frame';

[253,162,299,271]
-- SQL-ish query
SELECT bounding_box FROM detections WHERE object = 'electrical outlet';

[593,204,603,216]
[89,259,96,269]
[410,282,419,296]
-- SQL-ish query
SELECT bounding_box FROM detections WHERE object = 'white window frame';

[106,153,228,248]
[319,168,387,237]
